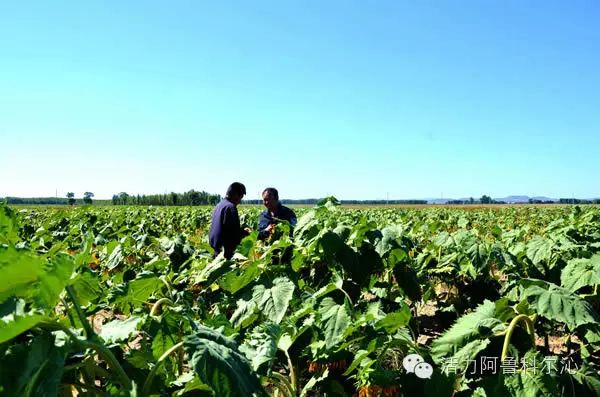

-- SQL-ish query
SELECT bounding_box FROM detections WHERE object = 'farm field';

[1,201,599,397]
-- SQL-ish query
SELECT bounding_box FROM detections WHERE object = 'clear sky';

[1,1,598,200]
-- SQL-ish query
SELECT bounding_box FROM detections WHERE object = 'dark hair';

[262,187,279,201]
[226,182,246,198]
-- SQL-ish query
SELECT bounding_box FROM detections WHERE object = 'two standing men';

[208,183,297,259]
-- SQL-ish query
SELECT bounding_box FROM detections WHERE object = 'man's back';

[209,198,242,258]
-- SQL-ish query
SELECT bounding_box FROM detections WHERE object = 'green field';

[1,202,599,396]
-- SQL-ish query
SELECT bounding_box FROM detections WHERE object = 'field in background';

[1,202,599,396]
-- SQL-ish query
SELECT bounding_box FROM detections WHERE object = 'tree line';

[111,190,221,206]
[4,192,97,205]
[447,196,600,205]
[243,199,429,205]
[4,193,599,206]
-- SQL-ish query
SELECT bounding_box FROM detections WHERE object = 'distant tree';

[118,192,129,205]
[480,195,492,204]
[66,192,76,206]
[83,192,94,204]
[469,197,474,204]
[188,190,201,205]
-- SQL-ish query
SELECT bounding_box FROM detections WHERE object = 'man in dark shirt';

[258,187,297,240]
[209,182,251,259]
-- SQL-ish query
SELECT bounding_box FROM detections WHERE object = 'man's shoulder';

[217,199,235,209]
[213,199,236,214]
[281,205,296,217]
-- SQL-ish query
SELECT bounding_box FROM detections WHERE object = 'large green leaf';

[0,311,47,344]
[572,365,600,396]
[99,316,143,344]
[561,254,600,292]
[184,325,267,397]
[239,323,281,373]
[356,245,384,285]
[0,333,66,397]
[194,256,230,285]
[110,273,163,314]
[0,246,44,304]
[251,277,295,324]
[526,236,554,264]
[390,249,422,302]
[106,244,123,270]
[504,368,557,397]
[146,311,181,360]
[521,279,599,330]
[218,260,262,294]
[69,269,103,306]
[376,225,406,257]
[318,297,351,349]
[446,339,491,374]
[0,205,19,245]
[374,304,411,334]
[33,254,75,310]
[0,247,74,311]
[230,299,259,329]
[431,300,505,362]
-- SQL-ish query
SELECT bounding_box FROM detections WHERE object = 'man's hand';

[266,224,276,234]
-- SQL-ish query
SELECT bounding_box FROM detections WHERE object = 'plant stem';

[269,372,295,397]
[38,321,132,390]
[82,357,96,397]
[160,276,173,297]
[65,284,94,338]
[141,341,184,397]
[264,375,293,397]
[61,297,77,328]
[501,314,536,362]
[150,298,174,316]
[283,349,297,395]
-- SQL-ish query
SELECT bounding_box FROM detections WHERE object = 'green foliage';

[251,277,295,324]
[0,203,598,396]
[0,333,66,397]
[561,253,600,291]
[431,300,506,364]
[99,316,144,344]
[239,322,281,373]
[318,297,351,349]
[184,325,267,397]
[520,279,599,330]
[0,204,19,245]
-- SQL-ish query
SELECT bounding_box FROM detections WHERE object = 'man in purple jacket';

[208,182,251,259]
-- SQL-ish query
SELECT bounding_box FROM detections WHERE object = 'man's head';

[226,182,246,205]
[262,187,279,212]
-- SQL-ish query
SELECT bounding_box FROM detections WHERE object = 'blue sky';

[1,1,598,200]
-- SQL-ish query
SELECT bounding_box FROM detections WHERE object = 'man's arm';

[289,208,298,228]
[258,212,271,240]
